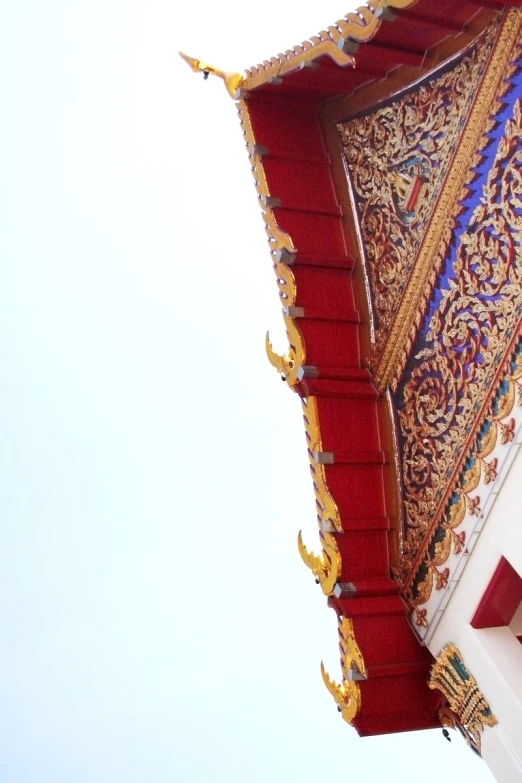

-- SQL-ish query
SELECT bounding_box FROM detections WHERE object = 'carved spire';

[320,661,360,724]
[179,51,244,98]
[297,530,340,595]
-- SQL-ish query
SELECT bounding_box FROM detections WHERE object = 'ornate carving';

[400,93,522,603]
[429,644,497,754]
[338,617,367,680]
[237,3,427,385]
[321,617,366,724]
[244,0,420,92]
[178,51,244,98]
[374,10,522,390]
[301,397,342,531]
[237,98,306,386]
[338,19,500,369]
[321,661,360,724]
[297,396,344,595]
[333,9,522,620]
[298,530,341,596]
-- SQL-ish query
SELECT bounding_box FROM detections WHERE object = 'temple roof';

[183,0,522,737]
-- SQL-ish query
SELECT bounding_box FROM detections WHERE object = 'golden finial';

[178,51,244,99]
[265,331,293,378]
[297,531,340,595]
[320,662,360,724]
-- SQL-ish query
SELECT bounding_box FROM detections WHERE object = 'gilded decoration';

[237,97,307,387]
[237,1,422,387]
[337,19,500,366]
[335,7,522,622]
[401,88,522,607]
[298,397,343,596]
[243,0,419,93]
[429,644,497,754]
[321,617,366,724]
[178,52,244,98]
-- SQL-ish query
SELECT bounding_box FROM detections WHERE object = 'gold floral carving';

[321,618,366,725]
[402,94,522,599]
[338,21,499,367]
[374,9,522,391]
[243,0,420,93]
[429,644,497,754]
[411,340,522,611]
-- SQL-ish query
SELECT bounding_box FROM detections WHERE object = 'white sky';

[0,2,495,781]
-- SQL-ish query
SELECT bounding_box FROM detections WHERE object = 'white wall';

[427,446,522,781]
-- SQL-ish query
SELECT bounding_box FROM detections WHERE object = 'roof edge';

[243,0,421,93]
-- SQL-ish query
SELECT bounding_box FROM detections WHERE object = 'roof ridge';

[243,0,419,91]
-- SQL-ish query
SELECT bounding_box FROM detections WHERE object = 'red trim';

[471,557,522,628]
[242,0,522,736]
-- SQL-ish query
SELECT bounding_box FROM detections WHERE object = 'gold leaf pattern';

[338,23,499,360]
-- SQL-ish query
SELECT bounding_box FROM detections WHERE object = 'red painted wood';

[335,530,389,579]
[239,0,520,735]
[293,266,355,311]
[297,321,361,368]
[296,378,378,398]
[289,253,355,270]
[361,42,426,69]
[317,398,381,452]
[299,366,370,381]
[471,556,522,628]
[343,576,399,596]
[262,158,339,213]
[327,464,387,519]
[350,616,429,665]
[275,209,346,256]
[261,149,330,165]
[291,307,359,322]
[247,96,325,157]
[472,0,522,7]
[334,516,391,531]
[328,450,386,464]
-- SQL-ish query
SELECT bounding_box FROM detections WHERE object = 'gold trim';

[243,0,420,93]
[236,1,432,385]
[339,617,367,679]
[297,396,343,595]
[298,530,341,595]
[403,89,522,599]
[178,51,244,98]
[302,397,342,531]
[237,98,306,386]
[429,643,497,754]
[320,617,367,724]
[321,661,361,725]
[409,328,522,604]
[373,8,522,392]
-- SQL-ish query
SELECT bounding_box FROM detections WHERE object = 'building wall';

[427,444,522,780]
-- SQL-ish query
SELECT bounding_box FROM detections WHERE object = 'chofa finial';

[297,530,341,595]
[320,661,360,724]
[179,51,244,98]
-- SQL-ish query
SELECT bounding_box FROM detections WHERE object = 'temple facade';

[182,2,522,779]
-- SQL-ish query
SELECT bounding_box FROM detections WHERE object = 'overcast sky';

[0,2,495,781]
